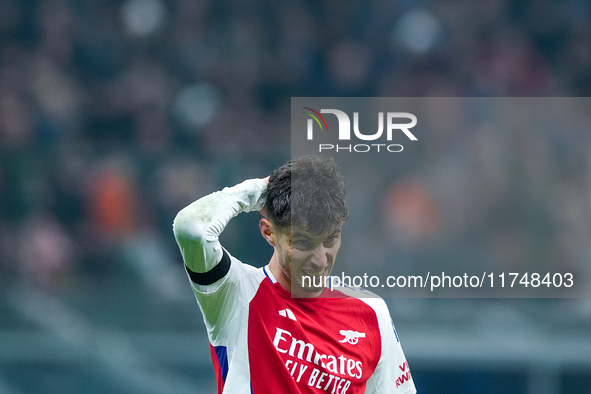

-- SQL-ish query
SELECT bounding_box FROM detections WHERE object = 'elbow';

[173,207,206,245]
[173,206,220,272]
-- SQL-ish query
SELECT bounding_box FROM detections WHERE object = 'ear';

[259,218,276,247]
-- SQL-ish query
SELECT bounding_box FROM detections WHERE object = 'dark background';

[0,0,590,393]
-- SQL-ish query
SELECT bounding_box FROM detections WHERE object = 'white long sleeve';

[172,178,267,275]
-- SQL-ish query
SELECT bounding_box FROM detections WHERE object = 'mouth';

[301,269,327,278]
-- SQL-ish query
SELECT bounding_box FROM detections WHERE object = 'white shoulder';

[334,286,390,315]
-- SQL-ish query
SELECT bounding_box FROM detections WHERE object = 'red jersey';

[174,179,416,394]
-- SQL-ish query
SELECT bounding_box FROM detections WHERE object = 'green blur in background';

[0,0,590,393]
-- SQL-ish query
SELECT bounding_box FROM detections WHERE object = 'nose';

[309,244,328,268]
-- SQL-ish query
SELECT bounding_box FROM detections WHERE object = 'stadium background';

[0,0,590,393]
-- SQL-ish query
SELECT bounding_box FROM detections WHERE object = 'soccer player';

[173,155,416,393]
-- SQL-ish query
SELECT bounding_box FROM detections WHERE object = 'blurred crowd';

[337,98,591,299]
[0,0,590,303]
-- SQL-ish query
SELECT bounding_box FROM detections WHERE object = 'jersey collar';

[263,265,277,283]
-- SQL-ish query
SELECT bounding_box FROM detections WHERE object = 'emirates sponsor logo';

[273,327,363,380]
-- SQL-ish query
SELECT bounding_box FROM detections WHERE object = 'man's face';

[274,226,342,296]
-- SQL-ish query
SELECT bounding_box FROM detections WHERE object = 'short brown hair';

[266,155,349,235]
